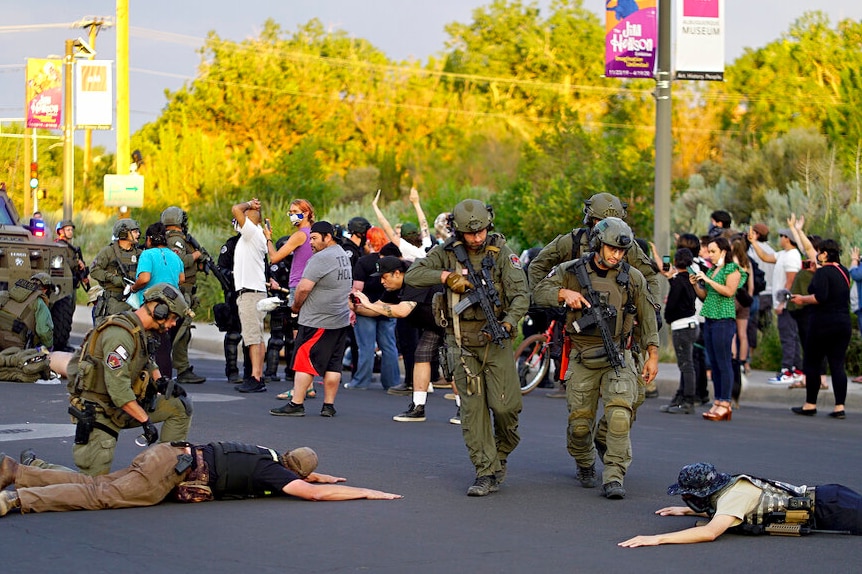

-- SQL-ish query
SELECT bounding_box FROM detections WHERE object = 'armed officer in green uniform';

[66,283,194,476]
[90,219,141,318]
[533,218,659,500]
[0,272,55,350]
[405,199,529,497]
[528,192,662,400]
[53,219,90,351]
[161,206,206,384]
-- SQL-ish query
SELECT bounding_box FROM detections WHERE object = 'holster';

[68,402,95,445]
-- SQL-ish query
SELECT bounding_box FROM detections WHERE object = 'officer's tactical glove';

[445,273,474,294]
[141,419,159,446]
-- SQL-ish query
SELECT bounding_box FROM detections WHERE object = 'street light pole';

[653,0,672,258]
[63,39,74,223]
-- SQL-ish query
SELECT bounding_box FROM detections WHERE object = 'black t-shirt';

[354,253,385,301]
[202,444,301,497]
[400,283,444,333]
[809,264,851,321]
[341,239,363,267]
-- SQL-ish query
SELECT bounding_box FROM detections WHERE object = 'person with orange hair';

[345,227,403,390]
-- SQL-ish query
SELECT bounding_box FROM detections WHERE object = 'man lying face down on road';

[0,441,401,516]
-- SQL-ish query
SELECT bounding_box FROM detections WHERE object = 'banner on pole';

[25,59,63,129]
[605,0,657,78]
[75,60,113,129]
[675,0,725,80]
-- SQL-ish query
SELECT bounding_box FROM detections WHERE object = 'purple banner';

[605,2,657,78]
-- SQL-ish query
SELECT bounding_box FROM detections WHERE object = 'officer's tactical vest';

[442,234,505,324]
[0,279,43,350]
[166,229,197,284]
[210,442,280,498]
[564,257,634,354]
[67,312,151,423]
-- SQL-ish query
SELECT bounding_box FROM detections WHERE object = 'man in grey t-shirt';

[270,221,352,418]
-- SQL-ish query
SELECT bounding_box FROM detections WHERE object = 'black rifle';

[451,242,510,347]
[186,233,232,293]
[570,257,625,375]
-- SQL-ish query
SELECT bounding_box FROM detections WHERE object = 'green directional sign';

[104,174,145,207]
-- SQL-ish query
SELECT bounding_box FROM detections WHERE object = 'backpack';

[751,259,767,295]
[0,280,42,350]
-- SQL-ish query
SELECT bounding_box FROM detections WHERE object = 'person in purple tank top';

[265,199,315,399]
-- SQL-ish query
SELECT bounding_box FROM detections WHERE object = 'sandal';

[787,381,805,389]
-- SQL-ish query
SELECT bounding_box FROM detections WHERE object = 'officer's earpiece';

[152,300,170,321]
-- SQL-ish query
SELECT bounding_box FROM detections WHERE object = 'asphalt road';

[2,349,861,573]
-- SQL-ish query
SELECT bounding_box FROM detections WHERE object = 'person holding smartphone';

[689,236,742,422]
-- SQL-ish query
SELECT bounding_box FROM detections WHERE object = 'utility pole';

[62,39,75,223]
[74,16,114,188]
[116,0,130,176]
[653,0,672,258]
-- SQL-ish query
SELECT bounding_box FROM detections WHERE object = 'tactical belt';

[93,422,119,440]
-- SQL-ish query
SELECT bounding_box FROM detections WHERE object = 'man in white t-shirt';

[232,198,269,393]
[749,228,802,383]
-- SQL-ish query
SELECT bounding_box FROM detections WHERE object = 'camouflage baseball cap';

[667,462,732,497]
[282,447,318,478]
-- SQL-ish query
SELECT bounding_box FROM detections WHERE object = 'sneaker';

[576,464,597,488]
[767,369,794,385]
[343,382,367,390]
[235,377,267,393]
[466,475,498,497]
[659,394,683,413]
[644,386,659,399]
[665,402,695,415]
[176,368,206,384]
[387,383,413,396]
[270,402,305,417]
[791,368,805,384]
[495,460,507,485]
[393,403,426,422]
[601,481,626,499]
[449,407,461,425]
[19,448,37,466]
[320,404,337,418]
[432,378,450,389]
[263,374,281,384]
[226,372,243,385]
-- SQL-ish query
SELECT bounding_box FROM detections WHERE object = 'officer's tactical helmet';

[590,217,634,252]
[347,217,372,237]
[583,193,628,225]
[451,199,494,233]
[55,219,75,232]
[142,283,190,318]
[160,206,185,227]
[30,272,53,287]
[113,218,140,240]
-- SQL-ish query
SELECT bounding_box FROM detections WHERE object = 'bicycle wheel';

[515,334,551,395]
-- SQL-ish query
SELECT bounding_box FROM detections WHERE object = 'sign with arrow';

[103,174,144,207]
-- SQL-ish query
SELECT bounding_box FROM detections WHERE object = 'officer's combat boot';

[177,367,206,384]
[466,475,498,497]
[0,454,19,490]
[0,490,21,516]
[264,343,283,384]
[224,333,242,383]
[576,464,597,488]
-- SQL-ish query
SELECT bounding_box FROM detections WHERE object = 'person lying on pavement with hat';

[619,462,862,547]
[0,442,401,517]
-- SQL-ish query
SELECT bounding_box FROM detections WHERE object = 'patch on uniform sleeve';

[114,345,129,360]
[174,240,185,250]
[508,254,523,270]
[105,352,124,370]
[545,267,557,279]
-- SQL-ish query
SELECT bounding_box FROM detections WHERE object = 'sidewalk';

[72,305,862,410]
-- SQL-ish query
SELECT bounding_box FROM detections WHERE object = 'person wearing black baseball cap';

[619,462,862,547]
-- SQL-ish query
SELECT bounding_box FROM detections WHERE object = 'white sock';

[413,391,427,406]
[455,394,461,407]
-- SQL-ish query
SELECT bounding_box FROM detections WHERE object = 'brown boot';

[0,454,19,490]
[0,490,20,517]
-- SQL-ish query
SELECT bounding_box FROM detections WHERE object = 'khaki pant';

[73,395,192,476]
[448,336,522,478]
[18,443,189,513]
[565,352,636,485]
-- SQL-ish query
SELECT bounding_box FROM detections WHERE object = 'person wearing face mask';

[262,199,314,306]
[689,236,742,422]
